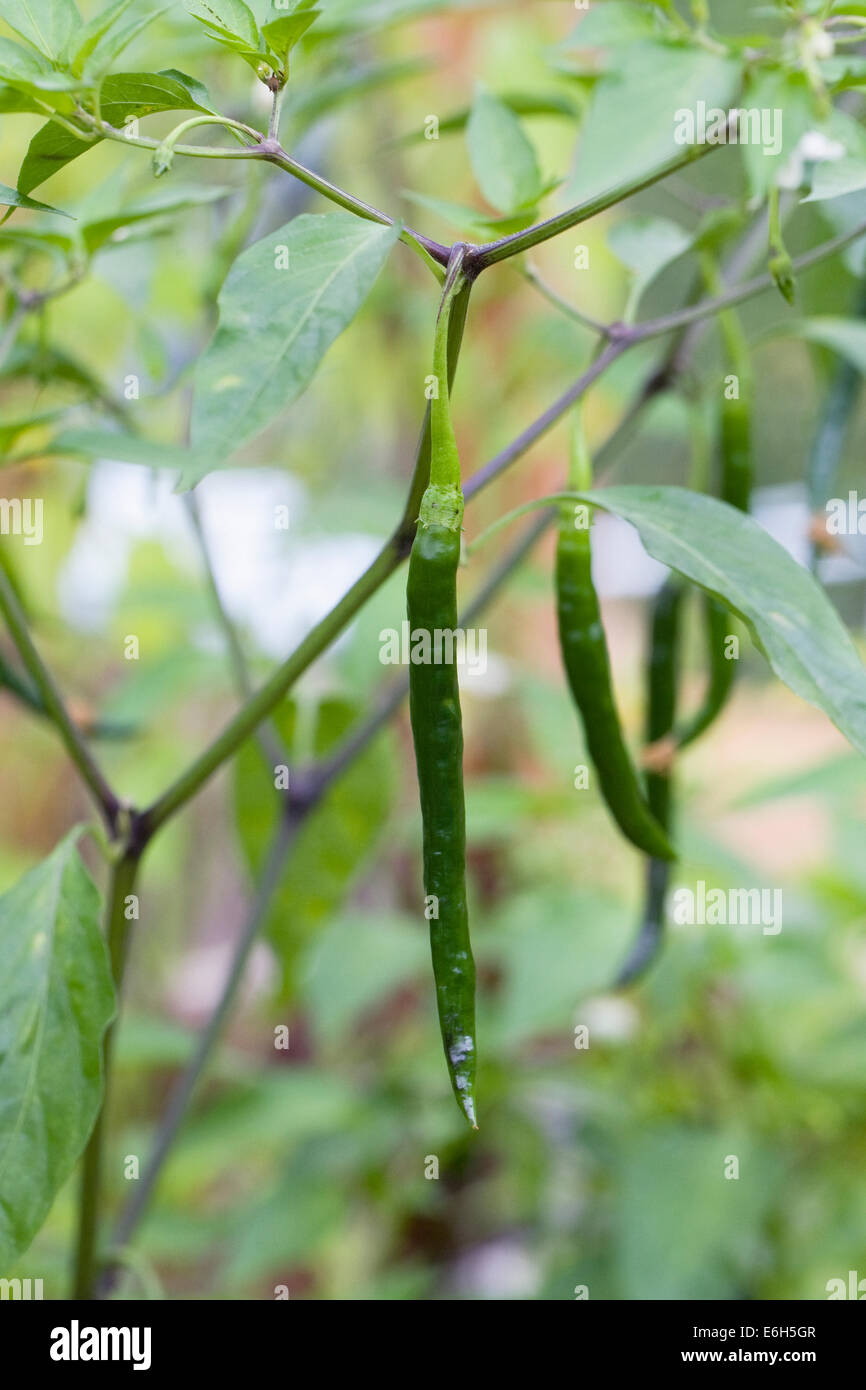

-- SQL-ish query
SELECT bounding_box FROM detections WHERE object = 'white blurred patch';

[458,649,511,696]
[451,1239,541,1300]
[167,939,274,1022]
[579,993,639,1043]
[751,484,811,568]
[58,462,383,659]
[779,129,846,189]
[591,510,667,598]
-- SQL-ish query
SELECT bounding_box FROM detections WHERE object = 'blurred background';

[3,0,866,1299]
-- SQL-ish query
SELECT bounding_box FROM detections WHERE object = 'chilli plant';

[2,0,866,1300]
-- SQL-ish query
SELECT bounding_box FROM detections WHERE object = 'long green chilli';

[617,576,684,985]
[407,245,477,1128]
[556,413,675,861]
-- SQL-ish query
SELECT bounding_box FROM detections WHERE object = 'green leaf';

[49,428,207,480]
[224,1173,346,1288]
[158,68,215,112]
[770,317,866,374]
[390,89,579,146]
[466,83,543,215]
[616,1127,779,1299]
[563,42,741,208]
[607,213,692,320]
[233,698,394,998]
[0,181,72,218]
[17,71,210,194]
[0,343,115,403]
[70,0,135,70]
[0,85,42,112]
[302,913,427,1046]
[289,56,429,138]
[190,211,399,468]
[738,68,814,201]
[583,485,866,759]
[553,0,659,75]
[80,183,231,252]
[17,123,101,196]
[0,35,79,111]
[0,408,64,454]
[0,0,80,61]
[0,36,53,83]
[262,6,320,62]
[77,3,172,78]
[401,189,537,238]
[184,0,259,48]
[0,830,114,1272]
[492,888,632,1046]
[806,156,866,203]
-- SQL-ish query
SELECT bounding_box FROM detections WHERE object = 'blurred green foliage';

[2,0,866,1300]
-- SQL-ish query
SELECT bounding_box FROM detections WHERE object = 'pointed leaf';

[607,213,692,320]
[70,0,136,71]
[770,317,866,374]
[262,9,320,61]
[49,428,207,480]
[401,188,536,237]
[78,3,173,78]
[583,485,866,758]
[0,831,114,1271]
[184,0,259,47]
[190,211,399,469]
[0,182,72,218]
[0,0,80,61]
[466,84,543,214]
[563,42,740,208]
[80,183,231,252]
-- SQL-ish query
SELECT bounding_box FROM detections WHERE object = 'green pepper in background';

[618,576,684,986]
[556,409,675,861]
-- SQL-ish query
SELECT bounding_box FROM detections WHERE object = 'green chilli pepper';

[556,412,675,861]
[407,246,477,1129]
[617,576,683,985]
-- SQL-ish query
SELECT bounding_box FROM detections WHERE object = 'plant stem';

[628,217,866,344]
[518,262,610,336]
[97,122,266,159]
[268,86,285,141]
[166,114,261,146]
[0,560,120,831]
[72,849,142,1299]
[102,819,294,1290]
[464,338,629,500]
[470,140,720,271]
[429,244,468,490]
[262,142,449,277]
